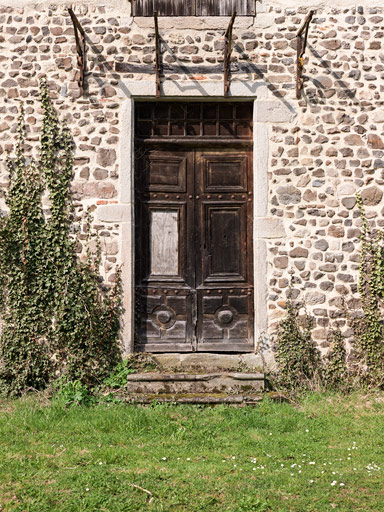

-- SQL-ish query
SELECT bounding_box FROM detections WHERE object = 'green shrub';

[275,298,323,391]
[323,329,349,391]
[53,379,96,407]
[0,80,121,394]
[104,354,161,389]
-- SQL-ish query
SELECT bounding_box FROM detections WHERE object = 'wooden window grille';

[132,0,257,16]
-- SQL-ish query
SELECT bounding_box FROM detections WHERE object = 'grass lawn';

[0,393,383,511]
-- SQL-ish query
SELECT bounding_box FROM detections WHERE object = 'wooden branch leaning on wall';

[224,11,237,97]
[154,11,161,98]
[68,7,86,95]
[296,10,315,99]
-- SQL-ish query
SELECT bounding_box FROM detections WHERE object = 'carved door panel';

[135,146,253,352]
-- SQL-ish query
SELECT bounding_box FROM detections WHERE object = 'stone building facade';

[0,0,383,367]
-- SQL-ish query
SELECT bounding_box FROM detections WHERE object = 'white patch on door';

[150,210,179,276]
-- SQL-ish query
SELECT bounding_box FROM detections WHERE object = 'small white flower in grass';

[310,480,314,484]
[353,468,357,471]
[186,458,191,461]
[269,432,272,436]
[253,468,256,471]
[86,488,90,492]
[331,481,337,486]
[309,462,315,465]
[321,471,324,474]
[281,464,284,467]
[299,470,302,474]
[99,462,103,465]
[234,464,237,468]
[177,457,180,460]
[305,429,309,433]
[290,473,294,476]
[232,456,236,460]
[162,457,167,461]
[340,483,345,487]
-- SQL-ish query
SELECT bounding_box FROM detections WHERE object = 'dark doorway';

[134,102,254,352]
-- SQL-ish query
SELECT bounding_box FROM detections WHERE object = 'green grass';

[0,393,383,511]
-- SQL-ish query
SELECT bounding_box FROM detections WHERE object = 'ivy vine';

[352,193,384,384]
[275,293,323,391]
[0,80,121,394]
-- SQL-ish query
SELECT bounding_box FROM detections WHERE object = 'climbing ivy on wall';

[0,80,121,394]
[352,193,384,384]
[274,292,323,391]
[275,194,384,392]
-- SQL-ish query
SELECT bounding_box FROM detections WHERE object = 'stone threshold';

[125,371,265,395]
[126,372,265,382]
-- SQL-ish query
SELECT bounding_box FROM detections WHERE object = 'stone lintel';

[118,80,268,99]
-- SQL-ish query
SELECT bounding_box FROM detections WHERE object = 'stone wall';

[0,0,383,356]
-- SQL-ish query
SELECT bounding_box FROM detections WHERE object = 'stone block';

[255,100,296,123]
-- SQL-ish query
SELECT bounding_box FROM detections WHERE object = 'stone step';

[116,392,286,405]
[125,372,265,395]
[125,393,264,405]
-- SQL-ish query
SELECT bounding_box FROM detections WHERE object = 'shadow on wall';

[77,21,294,114]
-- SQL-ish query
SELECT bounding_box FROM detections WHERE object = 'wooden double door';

[135,142,254,353]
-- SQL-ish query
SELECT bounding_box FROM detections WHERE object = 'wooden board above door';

[132,0,257,17]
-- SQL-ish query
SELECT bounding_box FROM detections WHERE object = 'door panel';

[197,290,253,351]
[147,153,187,192]
[150,209,179,276]
[203,154,248,192]
[202,204,247,281]
[135,288,195,352]
[142,203,187,281]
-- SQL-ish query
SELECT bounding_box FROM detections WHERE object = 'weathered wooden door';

[134,103,253,352]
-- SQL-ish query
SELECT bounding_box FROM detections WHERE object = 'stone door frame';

[97,80,293,355]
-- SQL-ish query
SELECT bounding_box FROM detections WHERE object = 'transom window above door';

[132,0,257,17]
[135,102,253,139]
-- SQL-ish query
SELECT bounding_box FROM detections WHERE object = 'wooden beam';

[296,10,315,99]
[68,7,86,95]
[154,11,161,98]
[224,11,237,97]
